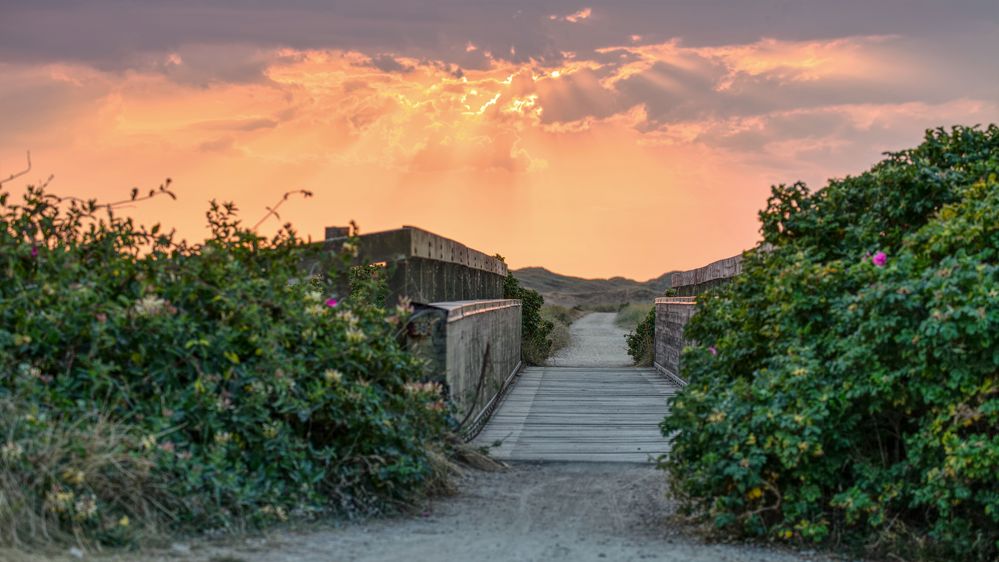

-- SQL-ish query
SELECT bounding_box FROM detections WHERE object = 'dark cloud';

[1,1,995,71]
[367,54,414,73]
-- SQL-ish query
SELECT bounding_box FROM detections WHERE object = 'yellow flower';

[62,468,86,486]
[45,490,75,513]
[337,310,359,326]
[746,487,763,500]
[345,328,365,344]
[341,241,359,258]
[263,423,279,439]
[324,369,343,384]
[118,516,130,527]
[707,411,726,423]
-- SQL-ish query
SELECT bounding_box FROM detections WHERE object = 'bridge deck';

[473,366,678,463]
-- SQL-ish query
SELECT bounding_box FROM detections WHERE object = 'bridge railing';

[407,299,522,439]
[322,225,507,305]
[654,296,697,386]
[320,225,521,438]
[655,255,744,385]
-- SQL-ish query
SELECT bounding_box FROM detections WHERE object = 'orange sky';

[2,3,997,279]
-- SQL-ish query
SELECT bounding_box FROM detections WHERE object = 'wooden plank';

[471,365,680,463]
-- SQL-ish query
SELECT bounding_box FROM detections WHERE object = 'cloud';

[549,8,592,23]
[191,118,281,132]
[4,1,995,72]
[367,54,415,73]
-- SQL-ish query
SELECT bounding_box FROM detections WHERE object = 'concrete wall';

[406,300,522,437]
[654,297,697,386]
[669,254,743,297]
[654,253,744,385]
[322,226,507,305]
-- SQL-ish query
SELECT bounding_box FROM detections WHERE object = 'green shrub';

[0,187,447,547]
[502,271,554,365]
[659,126,999,560]
[542,304,583,355]
[624,308,655,366]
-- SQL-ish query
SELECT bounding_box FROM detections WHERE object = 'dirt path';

[547,312,631,367]
[27,463,831,562]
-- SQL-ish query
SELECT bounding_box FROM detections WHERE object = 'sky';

[1,1,997,279]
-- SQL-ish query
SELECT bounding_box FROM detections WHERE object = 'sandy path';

[24,464,831,562]
[547,312,631,367]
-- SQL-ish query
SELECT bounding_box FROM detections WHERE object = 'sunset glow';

[1,2,996,278]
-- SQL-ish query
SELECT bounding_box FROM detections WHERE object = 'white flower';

[132,295,167,316]
[74,494,98,521]
[1,441,24,462]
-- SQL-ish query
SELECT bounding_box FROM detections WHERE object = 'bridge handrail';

[430,299,522,323]
[655,296,697,305]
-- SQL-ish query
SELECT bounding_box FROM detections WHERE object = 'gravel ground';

[9,464,838,562]
[547,312,631,367]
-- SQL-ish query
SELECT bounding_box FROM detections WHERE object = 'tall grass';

[0,399,172,549]
[614,303,652,330]
[540,305,584,357]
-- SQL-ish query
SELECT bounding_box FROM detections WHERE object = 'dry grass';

[0,398,174,550]
[541,305,585,355]
[614,303,653,330]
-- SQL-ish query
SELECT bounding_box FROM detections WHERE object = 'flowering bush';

[0,187,447,546]
[660,126,998,560]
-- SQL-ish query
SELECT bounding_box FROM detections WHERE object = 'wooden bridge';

[473,313,679,463]
[473,365,677,462]
[331,226,735,465]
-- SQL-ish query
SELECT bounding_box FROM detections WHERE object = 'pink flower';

[30,245,38,258]
[708,346,718,356]
[871,251,887,267]
[325,298,338,308]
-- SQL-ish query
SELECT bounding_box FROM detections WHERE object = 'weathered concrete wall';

[406,300,522,437]
[322,226,507,305]
[655,253,743,384]
[669,254,743,297]
[654,297,697,386]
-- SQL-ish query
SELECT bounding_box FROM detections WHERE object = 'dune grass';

[540,304,585,356]
[614,303,653,330]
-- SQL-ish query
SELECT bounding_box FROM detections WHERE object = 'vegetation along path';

[43,313,834,562]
